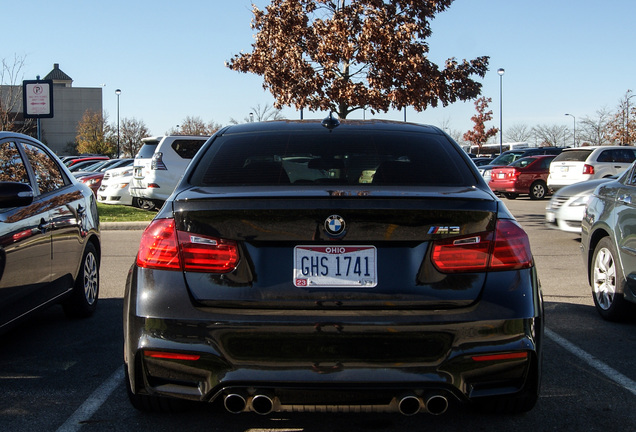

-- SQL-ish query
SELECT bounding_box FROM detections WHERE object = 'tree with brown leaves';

[76,110,114,155]
[227,0,489,119]
[463,96,498,154]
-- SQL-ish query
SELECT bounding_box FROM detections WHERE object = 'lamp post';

[115,89,121,157]
[625,89,634,145]
[565,113,576,147]
[497,68,505,154]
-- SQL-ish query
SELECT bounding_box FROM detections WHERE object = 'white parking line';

[56,367,124,432]
[546,328,636,396]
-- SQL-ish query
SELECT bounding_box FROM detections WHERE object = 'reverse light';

[431,219,532,273]
[136,218,240,272]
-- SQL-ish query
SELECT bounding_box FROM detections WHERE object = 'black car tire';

[63,242,99,318]
[591,237,634,322]
[503,193,518,200]
[529,181,547,200]
[133,197,156,211]
[124,365,190,413]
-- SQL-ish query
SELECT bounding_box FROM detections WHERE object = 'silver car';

[545,178,616,233]
[581,163,636,321]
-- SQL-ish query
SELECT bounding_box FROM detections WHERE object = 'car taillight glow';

[431,219,532,273]
[471,352,528,362]
[144,350,200,361]
[136,218,240,273]
[582,164,595,175]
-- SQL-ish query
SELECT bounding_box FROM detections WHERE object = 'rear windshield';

[136,144,158,159]
[190,130,475,187]
[171,139,208,159]
[552,149,592,162]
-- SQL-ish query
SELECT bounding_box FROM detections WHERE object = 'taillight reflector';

[471,352,528,362]
[144,350,200,361]
[431,220,532,273]
[136,218,240,273]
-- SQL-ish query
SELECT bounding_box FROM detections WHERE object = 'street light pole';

[565,113,576,147]
[497,68,505,154]
[115,89,121,158]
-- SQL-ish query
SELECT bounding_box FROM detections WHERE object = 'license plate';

[560,166,569,172]
[294,246,377,287]
[497,173,505,179]
[546,212,555,223]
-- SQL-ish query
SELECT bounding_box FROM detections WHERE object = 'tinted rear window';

[136,144,158,159]
[191,130,474,187]
[552,149,592,162]
[171,139,208,159]
[596,149,636,163]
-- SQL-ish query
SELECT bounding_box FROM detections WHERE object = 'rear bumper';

[124,266,543,410]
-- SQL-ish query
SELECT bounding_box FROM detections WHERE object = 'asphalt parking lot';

[1,197,636,431]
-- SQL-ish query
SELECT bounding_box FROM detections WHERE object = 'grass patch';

[97,203,156,222]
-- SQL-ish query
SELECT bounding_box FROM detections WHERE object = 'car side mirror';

[0,182,34,208]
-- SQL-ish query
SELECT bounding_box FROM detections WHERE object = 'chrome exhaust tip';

[425,394,449,415]
[224,393,247,414]
[397,395,422,416]
[251,394,274,415]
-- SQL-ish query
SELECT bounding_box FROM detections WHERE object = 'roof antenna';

[321,112,340,131]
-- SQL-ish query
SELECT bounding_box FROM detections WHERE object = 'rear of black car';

[124,120,542,416]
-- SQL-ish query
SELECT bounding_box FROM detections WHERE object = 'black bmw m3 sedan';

[123,118,543,416]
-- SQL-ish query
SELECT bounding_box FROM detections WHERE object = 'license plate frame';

[293,245,377,288]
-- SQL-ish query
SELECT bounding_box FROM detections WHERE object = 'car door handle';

[618,194,632,204]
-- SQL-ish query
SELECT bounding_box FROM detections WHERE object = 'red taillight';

[177,231,239,272]
[431,220,532,273]
[136,218,240,272]
[431,233,492,272]
[490,219,533,270]
[471,352,528,362]
[136,219,181,270]
[144,350,200,361]
[582,164,595,175]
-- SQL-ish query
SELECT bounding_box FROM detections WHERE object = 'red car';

[489,155,556,200]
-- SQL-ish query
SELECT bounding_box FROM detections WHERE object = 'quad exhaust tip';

[224,390,448,416]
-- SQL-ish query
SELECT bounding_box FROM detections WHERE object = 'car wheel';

[63,242,99,318]
[529,181,547,200]
[124,365,189,413]
[134,197,156,211]
[591,237,634,321]
[503,193,518,200]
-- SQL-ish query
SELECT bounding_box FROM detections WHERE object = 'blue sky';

[6,0,635,139]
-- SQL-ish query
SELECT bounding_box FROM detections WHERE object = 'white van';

[129,135,209,209]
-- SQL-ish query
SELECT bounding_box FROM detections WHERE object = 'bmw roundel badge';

[325,214,346,236]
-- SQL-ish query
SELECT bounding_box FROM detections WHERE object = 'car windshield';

[510,157,536,168]
[490,152,523,165]
[191,130,475,187]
